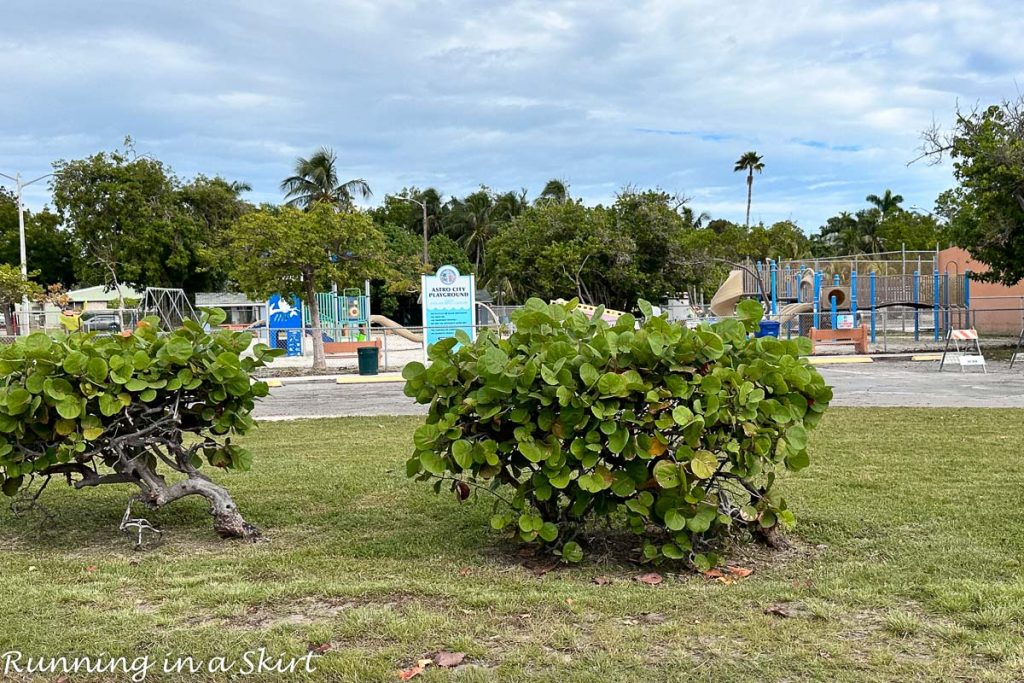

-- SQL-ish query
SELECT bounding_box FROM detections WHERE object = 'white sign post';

[421,265,476,361]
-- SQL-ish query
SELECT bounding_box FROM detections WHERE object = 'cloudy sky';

[2,0,1021,230]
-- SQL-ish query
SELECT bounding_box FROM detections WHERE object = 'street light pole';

[391,194,429,266]
[0,170,52,335]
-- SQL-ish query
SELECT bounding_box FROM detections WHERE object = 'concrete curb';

[261,373,405,387]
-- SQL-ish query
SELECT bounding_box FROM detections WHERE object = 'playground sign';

[268,294,303,357]
[836,314,855,330]
[422,265,476,358]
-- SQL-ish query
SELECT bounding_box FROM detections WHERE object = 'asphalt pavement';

[252,359,1024,421]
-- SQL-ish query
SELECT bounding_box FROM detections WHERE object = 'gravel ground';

[252,358,1024,420]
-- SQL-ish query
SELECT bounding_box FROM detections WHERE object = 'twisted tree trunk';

[42,437,261,542]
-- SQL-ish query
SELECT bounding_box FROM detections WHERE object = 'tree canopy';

[924,98,1024,284]
[228,205,387,369]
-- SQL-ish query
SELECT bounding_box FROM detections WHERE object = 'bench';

[323,339,381,360]
[809,325,869,354]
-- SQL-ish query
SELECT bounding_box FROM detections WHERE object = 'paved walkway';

[252,360,1024,420]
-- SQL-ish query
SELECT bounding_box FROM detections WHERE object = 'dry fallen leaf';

[398,659,433,681]
[636,572,663,585]
[434,651,466,668]
[701,569,725,579]
[593,575,611,586]
[727,566,754,578]
[458,567,471,577]
[86,565,98,573]
[307,642,333,655]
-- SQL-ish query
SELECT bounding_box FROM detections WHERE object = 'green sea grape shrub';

[0,309,281,540]
[404,298,832,567]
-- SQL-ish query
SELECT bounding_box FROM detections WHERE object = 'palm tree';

[280,147,371,210]
[228,180,252,194]
[733,151,765,228]
[865,189,904,219]
[446,189,497,276]
[536,178,569,205]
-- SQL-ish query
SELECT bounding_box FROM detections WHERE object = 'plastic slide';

[709,269,744,317]
[370,314,424,343]
[776,302,814,328]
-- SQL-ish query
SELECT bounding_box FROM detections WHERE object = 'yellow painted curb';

[336,374,405,384]
[807,356,874,365]
[911,354,942,361]
[263,379,283,387]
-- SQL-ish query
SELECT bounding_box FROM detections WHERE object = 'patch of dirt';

[211,594,424,630]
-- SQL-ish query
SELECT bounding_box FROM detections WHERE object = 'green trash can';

[357,346,379,376]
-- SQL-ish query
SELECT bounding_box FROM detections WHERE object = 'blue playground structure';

[266,288,371,356]
[736,251,971,343]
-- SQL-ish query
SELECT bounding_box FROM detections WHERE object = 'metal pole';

[422,202,429,265]
[813,272,821,328]
[933,270,940,342]
[869,271,876,343]
[851,270,858,321]
[16,174,29,334]
[913,270,920,341]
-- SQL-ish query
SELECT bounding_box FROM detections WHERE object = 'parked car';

[80,310,136,333]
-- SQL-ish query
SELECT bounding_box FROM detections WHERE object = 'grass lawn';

[1,409,1023,682]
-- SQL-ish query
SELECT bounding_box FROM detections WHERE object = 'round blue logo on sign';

[437,265,459,285]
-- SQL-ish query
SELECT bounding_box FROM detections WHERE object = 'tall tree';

[280,147,371,211]
[52,145,217,293]
[229,205,386,370]
[0,189,75,287]
[733,151,764,228]
[921,97,1024,284]
[865,189,904,219]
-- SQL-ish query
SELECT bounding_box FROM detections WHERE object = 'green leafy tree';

[0,190,75,287]
[177,176,254,290]
[403,298,832,566]
[922,98,1024,284]
[0,311,280,540]
[428,234,472,274]
[51,142,237,293]
[370,187,446,239]
[486,201,625,306]
[280,147,371,211]
[229,205,387,370]
[0,263,42,335]
[734,151,765,228]
[877,210,946,251]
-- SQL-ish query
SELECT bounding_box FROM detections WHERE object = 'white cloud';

[0,0,1020,228]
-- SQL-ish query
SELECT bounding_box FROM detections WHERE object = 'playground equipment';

[371,314,424,343]
[307,288,370,342]
[707,250,972,346]
[138,288,197,329]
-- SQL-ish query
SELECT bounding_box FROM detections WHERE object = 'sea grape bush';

[404,298,832,567]
[0,310,281,540]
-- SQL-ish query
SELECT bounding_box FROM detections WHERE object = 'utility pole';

[391,194,429,266]
[0,170,53,335]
